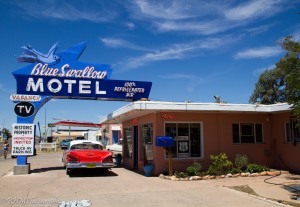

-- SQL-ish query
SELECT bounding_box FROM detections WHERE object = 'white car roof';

[69,140,103,147]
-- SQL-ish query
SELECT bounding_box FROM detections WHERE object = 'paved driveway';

[0,153,295,207]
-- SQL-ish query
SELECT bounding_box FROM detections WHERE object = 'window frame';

[284,119,300,143]
[141,123,153,161]
[232,123,264,144]
[164,122,203,159]
[123,127,133,158]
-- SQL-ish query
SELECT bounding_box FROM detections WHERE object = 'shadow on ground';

[68,169,118,178]
[31,166,65,173]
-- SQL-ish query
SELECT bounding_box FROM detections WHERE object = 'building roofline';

[100,101,292,124]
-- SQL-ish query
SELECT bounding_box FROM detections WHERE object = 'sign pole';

[168,147,173,176]
[12,96,51,175]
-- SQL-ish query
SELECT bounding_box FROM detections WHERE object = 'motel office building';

[101,101,300,175]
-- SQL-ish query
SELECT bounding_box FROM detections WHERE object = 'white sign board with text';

[12,124,35,156]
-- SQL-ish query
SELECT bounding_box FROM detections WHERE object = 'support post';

[166,147,173,176]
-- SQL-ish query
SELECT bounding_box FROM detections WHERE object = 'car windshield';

[70,143,103,150]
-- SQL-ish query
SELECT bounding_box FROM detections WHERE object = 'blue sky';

[1,0,299,132]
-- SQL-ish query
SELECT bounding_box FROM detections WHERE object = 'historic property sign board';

[11,124,35,156]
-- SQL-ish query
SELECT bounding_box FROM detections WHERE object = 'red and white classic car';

[62,140,114,175]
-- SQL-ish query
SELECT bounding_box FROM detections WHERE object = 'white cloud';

[115,36,237,71]
[155,20,238,35]
[245,24,273,36]
[12,0,291,37]
[100,37,150,51]
[225,0,284,21]
[125,22,135,29]
[129,0,289,35]
[159,73,205,92]
[132,0,222,20]
[12,0,118,22]
[234,46,283,59]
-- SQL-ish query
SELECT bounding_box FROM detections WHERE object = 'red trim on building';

[53,121,102,128]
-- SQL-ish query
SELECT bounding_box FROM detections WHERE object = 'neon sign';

[13,42,152,101]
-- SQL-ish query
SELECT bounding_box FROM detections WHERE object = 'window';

[232,123,263,143]
[165,123,202,158]
[142,123,153,161]
[124,128,133,158]
[284,119,300,143]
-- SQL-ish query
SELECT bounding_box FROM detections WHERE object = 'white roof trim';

[100,101,292,124]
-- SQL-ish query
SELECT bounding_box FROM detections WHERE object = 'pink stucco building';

[100,101,300,175]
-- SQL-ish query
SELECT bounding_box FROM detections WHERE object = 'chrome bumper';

[66,162,115,169]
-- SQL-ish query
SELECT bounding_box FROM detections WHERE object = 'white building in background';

[84,130,102,141]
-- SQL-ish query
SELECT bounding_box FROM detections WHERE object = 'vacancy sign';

[12,124,35,156]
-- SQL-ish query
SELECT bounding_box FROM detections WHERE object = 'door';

[112,130,119,144]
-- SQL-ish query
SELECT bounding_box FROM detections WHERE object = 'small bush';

[231,168,242,174]
[186,162,202,176]
[207,153,233,175]
[246,163,270,173]
[235,154,248,170]
[174,171,188,178]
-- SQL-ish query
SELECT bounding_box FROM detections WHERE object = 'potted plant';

[143,160,153,177]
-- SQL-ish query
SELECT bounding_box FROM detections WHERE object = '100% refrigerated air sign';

[11,124,34,156]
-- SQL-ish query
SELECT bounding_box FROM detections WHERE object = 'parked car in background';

[60,138,72,149]
[105,139,122,156]
[62,140,114,175]
[75,136,85,140]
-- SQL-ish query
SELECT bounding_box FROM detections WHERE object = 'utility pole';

[44,108,47,141]
[2,118,6,140]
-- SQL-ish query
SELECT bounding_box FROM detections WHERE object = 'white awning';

[111,125,121,131]
[51,131,85,138]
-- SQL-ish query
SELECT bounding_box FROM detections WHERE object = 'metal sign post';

[167,147,173,176]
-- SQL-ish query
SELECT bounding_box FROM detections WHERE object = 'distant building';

[101,124,122,146]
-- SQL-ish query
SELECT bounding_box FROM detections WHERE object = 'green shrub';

[207,153,233,175]
[174,171,188,178]
[186,162,202,176]
[235,154,248,170]
[246,163,270,173]
[231,168,242,174]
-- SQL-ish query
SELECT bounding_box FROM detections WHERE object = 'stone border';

[159,171,282,181]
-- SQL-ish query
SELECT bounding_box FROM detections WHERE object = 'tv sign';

[14,102,35,117]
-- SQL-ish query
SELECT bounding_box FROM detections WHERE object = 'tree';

[250,36,300,121]
[249,67,286,104]
[2,128,12,139]
[278,36,300,121]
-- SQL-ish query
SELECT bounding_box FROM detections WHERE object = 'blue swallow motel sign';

[11,41,152,171]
